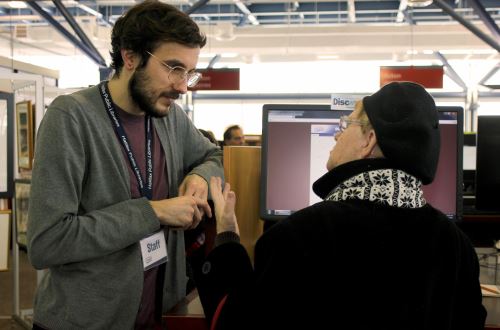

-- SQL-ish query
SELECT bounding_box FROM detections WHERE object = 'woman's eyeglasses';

[339,115,369,133]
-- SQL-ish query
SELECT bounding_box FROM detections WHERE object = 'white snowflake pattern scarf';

[325,168,426,208]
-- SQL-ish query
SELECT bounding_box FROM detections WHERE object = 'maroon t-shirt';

[114,106,168,329]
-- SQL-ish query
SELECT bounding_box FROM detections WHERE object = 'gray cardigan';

[27,84,223,330]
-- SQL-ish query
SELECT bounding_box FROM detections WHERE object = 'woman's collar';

[312,158,396,199]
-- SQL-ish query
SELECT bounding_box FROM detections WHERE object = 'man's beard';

[129,68,180,118]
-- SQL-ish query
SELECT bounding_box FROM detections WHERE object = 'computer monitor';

[462,133,476,202]
[475,116,500,211]
[260,104,463,222]
[422,107,463,221]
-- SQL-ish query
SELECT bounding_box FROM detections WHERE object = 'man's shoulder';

[63,84,101,105]
[48,85,102,115]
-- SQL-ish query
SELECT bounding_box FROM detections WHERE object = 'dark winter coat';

[196,158,486,330]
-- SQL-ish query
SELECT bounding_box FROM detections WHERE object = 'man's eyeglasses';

[339,115,369,133]
[146,51,202,88]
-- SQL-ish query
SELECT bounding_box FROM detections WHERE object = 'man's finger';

[195,198,212,218]
[193,204,202,224]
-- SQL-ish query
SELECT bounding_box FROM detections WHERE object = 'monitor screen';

[475,116,500,211]
[260,104,463,222]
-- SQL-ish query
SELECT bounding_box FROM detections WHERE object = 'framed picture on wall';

[16,100,34,170]
[15,179,31,248]
[0,210,10,271]
[0,92,14,199]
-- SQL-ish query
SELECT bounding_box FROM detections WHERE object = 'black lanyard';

[99,82,153,200]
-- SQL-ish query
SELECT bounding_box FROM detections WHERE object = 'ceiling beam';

[435,51,467,90]
[396,0,407,23]
[51,0,106,66]
[207,54,221,68]
[468,0,500,41]
[75,3,112,27]
[234,0,259,26]
[433,0,500,53]
[478,62,500,86]
[27,1,107,67]
[347,0,356,23]
[185,0,210,15]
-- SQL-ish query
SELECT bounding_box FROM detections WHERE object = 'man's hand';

[210,176,239,235]
[150,196,211,229]
[178,174,211,228]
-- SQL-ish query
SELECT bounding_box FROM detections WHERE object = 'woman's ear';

[360,129,379,159]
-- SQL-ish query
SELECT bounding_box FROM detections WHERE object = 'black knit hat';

[362,82,440,184]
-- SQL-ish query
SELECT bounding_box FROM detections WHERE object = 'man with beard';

[27,1,223,329]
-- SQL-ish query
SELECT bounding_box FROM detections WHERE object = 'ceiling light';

[407,0,433,7]
[8,1,27,9]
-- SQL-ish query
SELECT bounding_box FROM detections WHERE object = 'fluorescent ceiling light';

[8,1,27,9]
[407,0,433,7]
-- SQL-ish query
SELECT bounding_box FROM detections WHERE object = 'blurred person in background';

[223,125,245,146]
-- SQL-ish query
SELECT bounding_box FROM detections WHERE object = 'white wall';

[14,55,100,89]
[193,59,500,139]
[11,54,500,139]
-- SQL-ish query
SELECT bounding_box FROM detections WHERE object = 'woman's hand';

[210,176,240,235]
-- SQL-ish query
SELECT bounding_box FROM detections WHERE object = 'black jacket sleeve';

[194,241,254,328]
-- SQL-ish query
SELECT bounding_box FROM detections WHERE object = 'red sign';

[189,68,240,91]
[380,66,444,88]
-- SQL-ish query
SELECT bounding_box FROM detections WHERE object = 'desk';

[485,297,500,329]
[459,214,500,247]
[164,290,208,330]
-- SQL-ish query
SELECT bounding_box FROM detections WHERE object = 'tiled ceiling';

[167,0,500,26]
[0,0,498,26]
[0,0,498,64]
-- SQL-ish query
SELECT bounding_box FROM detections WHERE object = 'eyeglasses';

[146,51,202,88]
[339,115,369,133]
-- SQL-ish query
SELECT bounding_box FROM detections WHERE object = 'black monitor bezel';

[259,104,463,222]
[475,115,500,211]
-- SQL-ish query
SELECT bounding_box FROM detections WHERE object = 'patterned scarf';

[325,168,426,208]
